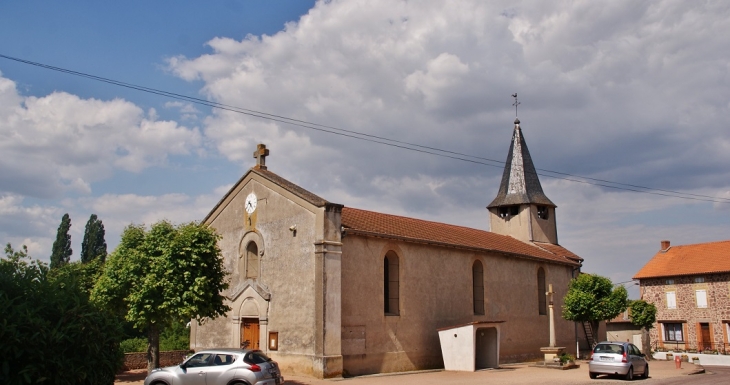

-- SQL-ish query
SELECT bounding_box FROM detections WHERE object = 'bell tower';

[487,118,558,244]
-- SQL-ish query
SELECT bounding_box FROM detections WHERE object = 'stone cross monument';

[253,143,270,170]
[539,283,565,363]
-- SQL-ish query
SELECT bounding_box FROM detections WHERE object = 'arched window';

[246,242,259,279]
[538,267,546,315]
[384,252,399,315]
[473,260,485,315]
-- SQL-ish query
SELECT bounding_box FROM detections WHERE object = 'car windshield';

[244,351,272,364]
[594,344,624,354]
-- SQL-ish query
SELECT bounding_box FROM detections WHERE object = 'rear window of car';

[244,351,272,364]
[594,344,624,354]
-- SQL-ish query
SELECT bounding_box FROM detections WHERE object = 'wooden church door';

[241,318,260,350]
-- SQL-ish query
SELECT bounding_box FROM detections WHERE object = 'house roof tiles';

[341,207,580,266]
[633,240,730,279]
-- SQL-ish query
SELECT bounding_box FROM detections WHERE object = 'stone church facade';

[191,119,584,378]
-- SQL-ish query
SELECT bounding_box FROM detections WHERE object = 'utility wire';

[2,53,729,204]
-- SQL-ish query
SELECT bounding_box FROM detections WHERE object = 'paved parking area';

[115,359,704,385]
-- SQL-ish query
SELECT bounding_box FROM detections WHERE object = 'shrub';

[558,352,575,364]
[120,338,148,353]
[0,244,123,385]
[120,321,190,353]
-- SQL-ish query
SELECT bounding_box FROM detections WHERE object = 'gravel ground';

[115,359,704,385]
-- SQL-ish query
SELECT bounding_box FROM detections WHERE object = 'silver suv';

[588,341,648,380]
[143,348,284,385]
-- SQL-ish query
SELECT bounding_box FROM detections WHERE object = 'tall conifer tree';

[50,213,72,269]
[81,214,107,263]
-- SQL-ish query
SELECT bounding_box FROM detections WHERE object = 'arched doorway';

[239,299,260,350]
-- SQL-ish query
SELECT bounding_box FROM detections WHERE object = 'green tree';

[92,221,229,373]
[50,213,72,269]
[1,243,122,385]
[81,214,107,263]
[562,273,629,344]
[629,299,657,358]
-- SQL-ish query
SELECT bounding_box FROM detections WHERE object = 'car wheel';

[589,372,598,379]
[624,366,633,381]
[642,364,649,379]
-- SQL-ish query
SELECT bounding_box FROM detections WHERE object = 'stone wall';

[641,273,730,352]
[122,350,190,370]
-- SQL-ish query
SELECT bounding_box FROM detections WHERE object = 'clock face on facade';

[245,193,257,214]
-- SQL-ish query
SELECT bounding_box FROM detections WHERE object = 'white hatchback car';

[144,348,284,385]
[588,341,648,380]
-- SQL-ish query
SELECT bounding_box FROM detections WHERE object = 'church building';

[190,118,584,378]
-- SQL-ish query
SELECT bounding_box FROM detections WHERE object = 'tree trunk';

[641,326,653,360]
[147,324,160,374]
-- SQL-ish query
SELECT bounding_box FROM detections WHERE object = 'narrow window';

[384,252,399,315]
[473,261,485,315]
[663,323,683,341]
[666,291,677,309]
[666,279,675,285]
[538,267,546,315]
[694,277,705,283]
[537,206,549,220]
[696,289,708,308]
[246,242,259,279]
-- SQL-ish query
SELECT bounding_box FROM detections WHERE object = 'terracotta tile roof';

[633,240,730,279]
[533,242,584,263]
[341,207,581,266]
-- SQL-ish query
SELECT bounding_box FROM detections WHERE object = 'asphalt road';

[638,366,730,385]
[116,361,730,385]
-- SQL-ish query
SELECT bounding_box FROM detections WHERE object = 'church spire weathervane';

[511,93,520,118]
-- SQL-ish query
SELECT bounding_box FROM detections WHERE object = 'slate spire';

[488,118,555,208]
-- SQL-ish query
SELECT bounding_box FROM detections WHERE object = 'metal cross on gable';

[253,143,269,170]
[512,93,520,118]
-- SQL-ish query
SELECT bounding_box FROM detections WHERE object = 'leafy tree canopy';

[629,299,657,358]
[1,243,122,385]
[81,214,107,264]
[50,213,72,269]
[92,221,230,372]
[562,273,629,331]
[629,299,657,329]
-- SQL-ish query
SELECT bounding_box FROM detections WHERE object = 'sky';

[1,0,730,299]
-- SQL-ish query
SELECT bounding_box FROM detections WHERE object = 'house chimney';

[660,240,670,251]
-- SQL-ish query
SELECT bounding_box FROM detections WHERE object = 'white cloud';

[0,74,203,198]
[4,1,730,296]
[162,0,730,298]
[165,1,730,205]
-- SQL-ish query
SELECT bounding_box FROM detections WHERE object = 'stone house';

[191,119,585,377]
[633,239,730,353]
